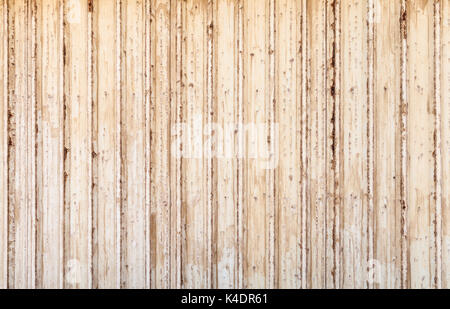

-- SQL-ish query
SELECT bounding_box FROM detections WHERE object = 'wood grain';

[7,0,36,289]
[276,0,302,289]
[373,0,402,289]
[0,0,448,289]
[0,0,8,289]
[406,0,437,289]
[36,0,64,289]
[63,0,92,288]
[92,0,121,289]
[213,0,241,289]
[150,0,171,290]
[441,0,450,289]
[340,0,370,288]
[120,0,150,288]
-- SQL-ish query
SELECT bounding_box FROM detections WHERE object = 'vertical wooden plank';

[242,0,259,288]
[275,0,302,289]
[299,0,308,289]
[399,0,409,289]
[213,0,240,289]
[120,0,149,289]
[150,0,171,289]
[0,0,7,289]
[339,0,369,288]
[406,0,436,289]
[367,0,375,289]
[441,0,450,289]
[169,0,182,289]
[242,0,275,288]
[372,0,402,289]
[144,0,152,290]
[206,0,214,290]
[180,0,212,289]
[121,0,149,288]
[92,0,121,289]
[7,0,36,289]
[306,0,327,288]
[35,0,64,288]
[434,0,443,290]
[64,0,92,288]
[266,0,276,290]
[236,0,245,289]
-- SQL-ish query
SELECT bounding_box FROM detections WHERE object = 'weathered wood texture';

[0,0,448,289]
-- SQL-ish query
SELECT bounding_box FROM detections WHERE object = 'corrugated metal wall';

[0,0,448,289]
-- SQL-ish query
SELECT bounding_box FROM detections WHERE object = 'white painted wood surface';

[0,0,448,289]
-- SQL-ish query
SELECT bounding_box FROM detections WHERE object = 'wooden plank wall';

[0,0,448,289]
